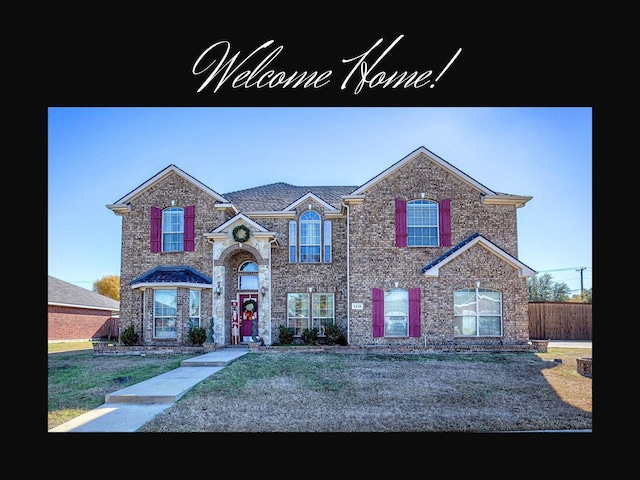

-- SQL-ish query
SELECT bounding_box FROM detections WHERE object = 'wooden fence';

[93,317,119,340]
[528,302,592,340]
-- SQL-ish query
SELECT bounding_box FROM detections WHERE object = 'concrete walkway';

[49,347,250,433]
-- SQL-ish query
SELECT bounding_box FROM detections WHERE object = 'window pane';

[384,288,408,337]
[300,246,321,263]
[407,200,438,246]
[162,207,184,252]
[300,211,320,263]
[289,221,297,262]
[453,288,502,337]
[239,261,259,272]
[454,290,476,315]
[478,316,501,336]
[239,275,259,290]
[312,293,334,333]
[154,289,177,338]
[189,290,200,328]
[477,289,501,315]
[287,293,309,336]
[324,220,332,263]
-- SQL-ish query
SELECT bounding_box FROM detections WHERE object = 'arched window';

[453,287,502,336]
[238,261,259,291]
[299,210,321,263]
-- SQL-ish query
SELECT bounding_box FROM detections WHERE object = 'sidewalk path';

[49,348,249,433]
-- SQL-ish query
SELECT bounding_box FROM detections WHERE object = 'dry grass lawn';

[138,347,592,433]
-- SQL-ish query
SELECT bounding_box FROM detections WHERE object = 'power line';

[535,267,591,273]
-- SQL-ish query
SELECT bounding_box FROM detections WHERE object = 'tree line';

[527,273,592,303]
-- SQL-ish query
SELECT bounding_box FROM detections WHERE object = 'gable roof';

[421,232,536,277]
[48,275,120,312]
[106,164,229,214]
[130,266,212,288]
[350,146,532,208]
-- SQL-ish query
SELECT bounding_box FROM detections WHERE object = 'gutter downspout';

[342,202,350,345]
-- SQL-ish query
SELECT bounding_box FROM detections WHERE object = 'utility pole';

[576,267,586,295]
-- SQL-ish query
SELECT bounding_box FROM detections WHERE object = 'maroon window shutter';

[409,288,421,337]
[395,198,407,247]
[372,288,384,337]
[184,205,195,251]
[439,198,451,247]
[150,206,161,253]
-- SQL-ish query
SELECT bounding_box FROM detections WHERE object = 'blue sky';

[48,107,592,295]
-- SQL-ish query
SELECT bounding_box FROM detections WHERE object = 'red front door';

[239,293,258,340]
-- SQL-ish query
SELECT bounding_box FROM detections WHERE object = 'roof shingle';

[48,275,120,311]
[223,183,358,212]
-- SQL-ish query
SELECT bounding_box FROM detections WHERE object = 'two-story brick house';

[107,146,536,349]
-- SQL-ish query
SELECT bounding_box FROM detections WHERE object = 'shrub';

[301,327,319,345]
[323,323,348,346]
[188,326,207,346]
[278,325,294,345]
[119,324,139,346]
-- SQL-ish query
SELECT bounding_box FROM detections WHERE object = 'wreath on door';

[242,298,257,321]
[233,224,251,243]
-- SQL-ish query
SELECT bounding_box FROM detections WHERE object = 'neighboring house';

[48,275,120,341]
[107,146,536,348]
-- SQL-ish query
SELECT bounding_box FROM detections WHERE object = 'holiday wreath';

[232,224,251,243]
[242,298,257,321]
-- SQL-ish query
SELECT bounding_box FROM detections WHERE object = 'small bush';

[323,323,348,346]
[301,327,319,345]
[278,325,294,345]
[119,324,139,346]
[188,326,207,346]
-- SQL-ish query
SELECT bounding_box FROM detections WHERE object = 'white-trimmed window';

[312,293,334,334]
[289,213,332,263]
[154,289,177,338]
[372,287,421,338]
[287,292,335,336]
[407,200,438,247]
[300,211,321,263]
[323,220,332,262]
[189,289,201,329]
[384,288,408,337]
[238,261,259,291]
[289,221,297,262]
[453,288,502,336]
[163,207,184,252]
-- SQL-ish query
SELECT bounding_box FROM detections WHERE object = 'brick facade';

[109,147,534,349]
[48,305,115,341]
